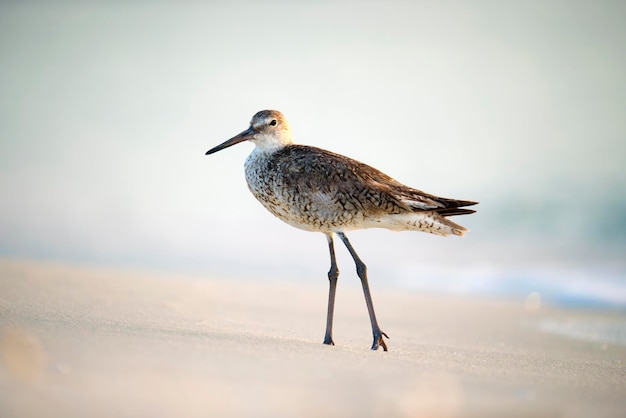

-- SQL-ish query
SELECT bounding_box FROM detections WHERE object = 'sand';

[0,259,625,418]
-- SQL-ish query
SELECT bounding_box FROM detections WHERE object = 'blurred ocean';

[391,260,626,310]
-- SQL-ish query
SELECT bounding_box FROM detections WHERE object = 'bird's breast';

[243,148,363,232]
[244,149,299,226]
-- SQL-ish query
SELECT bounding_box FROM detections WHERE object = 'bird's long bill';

[205,126,255,155]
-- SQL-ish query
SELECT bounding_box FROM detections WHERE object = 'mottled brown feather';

[267,144,476,218]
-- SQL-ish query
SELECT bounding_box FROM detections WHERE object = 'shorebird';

[205,110,477,351]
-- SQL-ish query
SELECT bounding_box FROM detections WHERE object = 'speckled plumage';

[244,143,476,235]
[206,110,478,351]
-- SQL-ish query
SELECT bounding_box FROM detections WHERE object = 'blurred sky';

[1,1,625,287]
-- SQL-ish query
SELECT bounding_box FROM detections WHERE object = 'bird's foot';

[371,331,389,351]
[323,337,335,346]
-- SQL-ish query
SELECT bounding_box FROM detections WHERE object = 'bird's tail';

[397,198,477,236]
[431,198,477,236]
[376,211,470,236]
[364,193,477,235]
[432,212,470,236]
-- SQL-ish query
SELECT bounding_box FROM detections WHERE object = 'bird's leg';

[324,233,339,346]
[337,232,389,351]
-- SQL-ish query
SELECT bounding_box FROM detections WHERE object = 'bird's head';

[206,110,293,155]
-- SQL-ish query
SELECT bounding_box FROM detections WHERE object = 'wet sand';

[1,259,625,417]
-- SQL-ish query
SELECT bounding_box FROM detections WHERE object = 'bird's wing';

[271,145,450,215]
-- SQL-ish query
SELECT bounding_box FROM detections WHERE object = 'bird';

[205,110,477,351]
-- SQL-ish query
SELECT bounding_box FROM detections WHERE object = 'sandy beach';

[0,259,625,418]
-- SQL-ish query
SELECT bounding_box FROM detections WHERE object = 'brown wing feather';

[271,145,477,218]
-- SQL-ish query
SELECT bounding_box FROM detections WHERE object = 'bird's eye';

[269,119,277,126]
